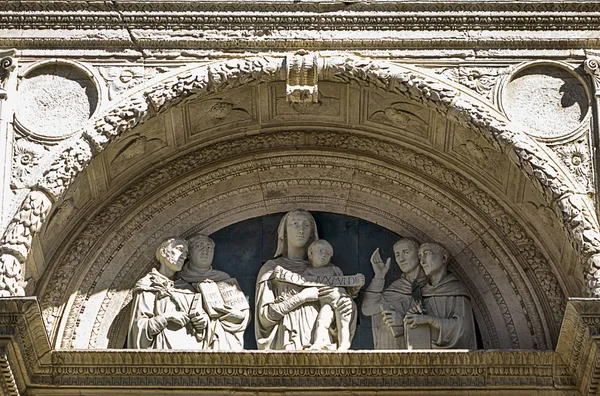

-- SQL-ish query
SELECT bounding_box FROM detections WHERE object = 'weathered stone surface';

[16,62,98,140]
[0,1,599,394]
[502,63,589,141]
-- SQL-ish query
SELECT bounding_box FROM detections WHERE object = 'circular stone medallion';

[502,64,589,141]
[16,62,99,140]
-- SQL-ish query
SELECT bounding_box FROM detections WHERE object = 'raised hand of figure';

[214,305,246,323]
[189,311,209,331]
[370,248,391,279]
[166,311,190,327]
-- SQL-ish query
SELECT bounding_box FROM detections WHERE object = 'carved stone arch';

[36,134,557,351]
[0,55,596,350]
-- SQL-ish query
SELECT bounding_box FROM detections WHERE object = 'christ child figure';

[304,239,357,351]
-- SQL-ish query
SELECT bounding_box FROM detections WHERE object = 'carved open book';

[197,279,250,318]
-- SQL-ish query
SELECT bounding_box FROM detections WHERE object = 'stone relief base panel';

[4,297,599,395]
[23,392,580,396]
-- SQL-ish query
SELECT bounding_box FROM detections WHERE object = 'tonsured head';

[419,242,449,277]
[187,234,215,269]
[156,237,189,272]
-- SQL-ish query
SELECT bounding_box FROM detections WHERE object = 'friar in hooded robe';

[361,238,428,349]
[174,233,250,351]
[128,237,209,349]
[404,242,477,349]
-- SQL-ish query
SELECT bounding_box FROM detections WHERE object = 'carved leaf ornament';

[1,55,599,301]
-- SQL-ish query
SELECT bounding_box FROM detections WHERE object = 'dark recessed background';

[210,211,402,350]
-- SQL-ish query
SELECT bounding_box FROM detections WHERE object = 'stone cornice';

[2,1,600,51]
[3,1,600,30]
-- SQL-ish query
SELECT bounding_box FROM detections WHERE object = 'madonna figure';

[255,209,356,350]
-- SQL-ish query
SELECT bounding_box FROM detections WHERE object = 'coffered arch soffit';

[1,56,596,350]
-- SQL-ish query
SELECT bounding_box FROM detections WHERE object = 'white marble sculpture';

[404,242,477,349]
[304,239,363,350]
[127,237,209,349]
[361,238,428,349]
[174,234,250,351]
[255,210,358,350]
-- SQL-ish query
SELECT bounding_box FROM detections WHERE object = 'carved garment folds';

[129,235,249,350]
[364,239,476,350]
[362,239,428,349]
[255,210,359,350]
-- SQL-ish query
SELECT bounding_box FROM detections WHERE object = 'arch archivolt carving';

[36,128,560,350]
[0,54,594,350]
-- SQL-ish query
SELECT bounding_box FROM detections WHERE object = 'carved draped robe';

[174,266,250,351]
[255,257,357,350]
[362,276,427,349]
[127,268,204,349]
[256,257,319,350]
[421,272,477,349]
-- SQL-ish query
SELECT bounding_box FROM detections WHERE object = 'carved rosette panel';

[0,54,597,306]
[552,140,594,192]
[434,66,506,102]
[11,139,46,189]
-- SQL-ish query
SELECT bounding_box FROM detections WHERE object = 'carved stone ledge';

[556,298,600,395]
[0,297,592,394]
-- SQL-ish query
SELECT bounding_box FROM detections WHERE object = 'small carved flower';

[14,140,42,167]
[559,144,590,187]
[563,144,587,169]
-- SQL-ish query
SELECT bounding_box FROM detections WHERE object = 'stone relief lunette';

[127,210,476,351]
[1,54,597,336]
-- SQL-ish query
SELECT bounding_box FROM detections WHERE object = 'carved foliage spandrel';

[436,67,505,101]
[98,66,170,101]
[11,139,46,189]
[146,57,280,115]
[0,190,52,296]
[39,140,93,199]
